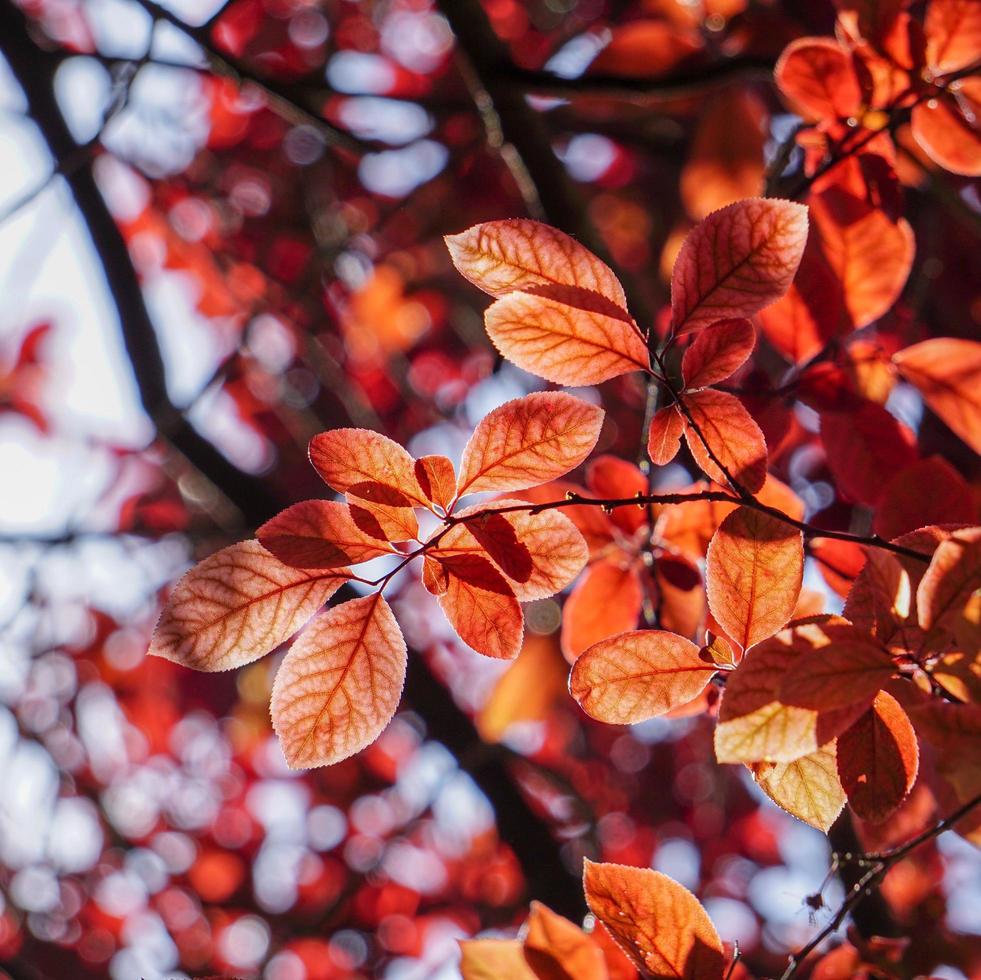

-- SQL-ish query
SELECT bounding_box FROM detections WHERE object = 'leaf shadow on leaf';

[438,553,515,596]
[522,282,635,325]
[465,512,535,583]
[347,480,415,507]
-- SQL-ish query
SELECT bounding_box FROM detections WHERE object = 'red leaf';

[588,21,701,79]
[837,690,919,823]
[683,389,768,494]
[560,559,643,662]
[414,455,456,512]
[522,902,607,980]
[457,392,604,498]
[309,428,425,504]
[925,0,981,74]
[775,37,863,120]
[150,541,347,671]
[586,455,649,535]
[583,861,725,980]
[648,405,685,466]
[670,198,808,336]
[873,457,974,541]
[258,500,395,568]
[706,507,803,651]
[270,593,407,768]
[916,526,981,632]
[570,630,715,724]
[682,318,756,389]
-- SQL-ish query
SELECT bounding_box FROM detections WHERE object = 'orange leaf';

[150,541,347,671]
[912,86,981,176]
[681,88,767,221]
[442,501,588,600]
[714,618,868,763]
[445,219,628,307]
[706,507,803,650]
[591,921,641,980]
[588,21,701,79]
[751,743,846,832]
[309,427,424,505]
[436,554,524,659]
[560,559,643,663]
[657,554,707,642]
[270,593,407,768]
[670,198,808,336]
[583,861,725,980]
[523,902,607,980]
[820,403,918,506]
[893,337,981,454]
[682,389,768,493]
[457,392,604,498]
[257,500,395,569]
[414,455,456,512]
[570,629,715,724]
[648,405,685,466]
[779,628,896,711]
[484,287,649,385]
[925,0,981,72]
[348,498,420,543]
[587,455,649,535]
[837,689,919,823]
[812,538,867,598]
[459,939,537,980]
[873,457,974,541]
[682,318,756,389]
[774,37,863,120]
[916,526,981,632]
[517,481,616,556]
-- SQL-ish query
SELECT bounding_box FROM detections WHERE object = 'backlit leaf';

[893,337,981,454]
[570,630,715,724]
[775,38,863,120]
[445,219,627,307]
[560,559,643,663]
[706,507,803,651]
[258,500,395,569]
[484,287,650,386]
[873,457,974,541]
[647,405,685,466]
[150,540,347,671]
[348,498,420,543]
[751,743,846,832]
[917,527,981,632]
[682,318,756,389]
[588,20,701,79]
[414,455,456,512]
[523,902,607,980]
[586,455,649,535]
[925,0,981,72]
[682,389,768,493]
[436,554,524,659]
[671,199,808,336]
[270,593,406,768]
[837,690,919,823]
[457,392,604,497]
[911,79,981,176]
[583,861,725,980]
[459,940,536,980]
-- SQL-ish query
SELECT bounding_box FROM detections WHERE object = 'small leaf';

[257,500,395,569]
[774,37,863,120]
[270,593,407,768]
[648,405,685,466]
[484,287,650,386]
[560,559,643,663]
[893,337,981,454]
[751,743,846,832]
[414,455,456,512]
[436,554,524,659]
[682,318,756,389]
[457,392,604,497]
[671,198,808,336]
[445,219,628,307]
[523,902,607,980]
[587,454,649,535]
[837,690,919,823]
[570,630,715,724]
[309,427,425,504]
[583,861,725,980]
[911,80,981,176]
[706,507,803,651]
[683,389,768,493]
[150,541,347,671]
[917,527,981,632]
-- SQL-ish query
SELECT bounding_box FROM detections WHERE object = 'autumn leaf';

[706,507,803,651]
[774,37,863,120]
[150,541,348,671]
[670,198,808,335]
[751,743,846,832]
[873,457,974,542]
[583,861,725,980]
[893,338,981,454]
[457,392,604,497]
[523,902,607,980]
[586,455,649,535]
[257,500,395,569]
[588,21,701,79]
[682,389,768,493]
[916,527,981,633]
[681,318,756,389]
[570,630,715,724]
[347,497,420,543]
[445,219,628,308]
[924,0,981,73]
[459,940,536,980]
[435,553,524,659]
[308,427,425,505]
[911,79,981,176]
[560,559,643,663]
[270,593,407,768]
[414,454,457,512]
[484,287,650,386]
[647,405,685,467]
[837,690,919,823]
